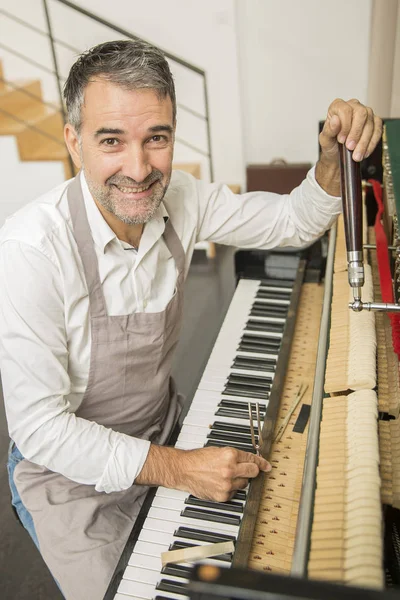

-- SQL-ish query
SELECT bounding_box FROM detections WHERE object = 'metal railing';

[0,0,214,180]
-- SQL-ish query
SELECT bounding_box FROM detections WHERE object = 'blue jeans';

[7,442,63,595]
[7,441,40,549]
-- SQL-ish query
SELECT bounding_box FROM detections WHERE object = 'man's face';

[66,80,175,225]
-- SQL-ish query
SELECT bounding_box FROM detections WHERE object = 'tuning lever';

[338,144,364,300]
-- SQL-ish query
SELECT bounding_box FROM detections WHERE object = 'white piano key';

[134,539,169,557]
[175,441,204,450]
[117,579,157,599]
[138,528,176,547]
[179,425,210,439]
[129,550,162,571]
[123,565,189,587]
[176,431,206,444]
[152,496,186,512]
[156,487,188,500]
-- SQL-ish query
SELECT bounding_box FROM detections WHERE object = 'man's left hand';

[319,98,382,165]
[315,99,382,195]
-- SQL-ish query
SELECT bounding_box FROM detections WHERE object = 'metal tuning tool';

[248,402,263,456]
[339,143,400,313]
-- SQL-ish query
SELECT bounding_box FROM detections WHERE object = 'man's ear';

[64,123,82,170]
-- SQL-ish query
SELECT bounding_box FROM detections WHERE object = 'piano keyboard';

[114,277,294,600]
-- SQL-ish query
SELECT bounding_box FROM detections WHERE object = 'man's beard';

[83,168,170,225]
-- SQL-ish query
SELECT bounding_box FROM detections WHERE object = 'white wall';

[235,0,372,165]
[0,137,64,226]
[0,0,373,190]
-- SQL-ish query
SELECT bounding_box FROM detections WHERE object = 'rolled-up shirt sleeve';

[195,166,342,248]
[0,240,149,493]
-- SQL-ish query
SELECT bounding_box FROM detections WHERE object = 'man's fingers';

[320,98,382,164]
[235,449,271,472]
[365,115,383,158]
[345,105,370,153]
[232,477,250,490]
[329,99,354,142]
[235,462,261,480]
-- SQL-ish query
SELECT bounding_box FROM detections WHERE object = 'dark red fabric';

[369,178,400,356]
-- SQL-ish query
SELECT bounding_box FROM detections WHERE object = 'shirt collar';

[79,171,168,254]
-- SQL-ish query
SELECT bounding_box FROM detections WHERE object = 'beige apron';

[13,175,185,599]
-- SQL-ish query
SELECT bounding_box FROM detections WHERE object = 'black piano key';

[237,341,280,354]
[169,541,232,563]
[156,579,188,595]
[245,320,284,333]
[161,564,193,579]
[185,495,244,514]
[241,334,281,347]
[218,399,266,412]
[259,278,293,288]
[211,421,258,435]
[232,356,276,371]
[206,439,256,453]
[181,506,241,526]
[207,431,251,446]
[250,308,287,318]
[228,373,273,385]
[234,490,247,501]
[256,290,291,300]
[207,432,254,448]
[221,387,269,400]
[174,526,236,544]
[252,302,288,314]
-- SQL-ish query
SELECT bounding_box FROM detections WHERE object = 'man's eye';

[101,138,119,146]
[150,135,167,143]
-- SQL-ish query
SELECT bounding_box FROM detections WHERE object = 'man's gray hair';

[63,39,176,132]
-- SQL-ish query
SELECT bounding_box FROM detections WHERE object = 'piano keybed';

[114,277,294,600]
[248,282,324,575]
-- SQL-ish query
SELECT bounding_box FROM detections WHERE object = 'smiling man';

[0,40,381,599]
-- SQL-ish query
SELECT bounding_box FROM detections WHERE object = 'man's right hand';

[135,444,271,502]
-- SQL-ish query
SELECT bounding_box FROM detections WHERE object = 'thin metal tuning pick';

[248,402,264,456]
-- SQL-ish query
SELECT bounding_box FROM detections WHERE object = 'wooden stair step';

[17,109,64,156]
[0,80,44,117]
[19,137,68,162]
[0,103,50,135]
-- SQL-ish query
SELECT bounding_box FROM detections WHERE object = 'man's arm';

[316,98,383,196]
[135,444,271,502]
[0,240,270,500]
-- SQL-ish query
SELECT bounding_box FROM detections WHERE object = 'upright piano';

[104,122,400,600]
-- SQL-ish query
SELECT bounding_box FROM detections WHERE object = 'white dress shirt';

[0,168,341,493]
